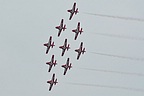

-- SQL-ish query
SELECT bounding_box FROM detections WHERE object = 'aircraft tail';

[80,28,83,34]
[54,60,57,66]
[67,44,70,51]
[82,48,86,54]
[51,42,55,48]
[63,25,66,31]
[75,8,78,15]
[54,79,58,85]
[68,63,72,70]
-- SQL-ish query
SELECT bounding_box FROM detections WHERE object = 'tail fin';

[51,42,55,48]
[68,63,72,70]
[67,44,70,51]
[54,60,57,66]
[54,79,58,85]
[75,8,78,14]
[80,28,83,34]
[63,25,66,31]
[82,48,86,54]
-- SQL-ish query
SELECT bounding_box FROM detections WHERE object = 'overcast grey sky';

[0,0,144,96]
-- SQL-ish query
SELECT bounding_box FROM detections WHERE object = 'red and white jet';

[67,2,78,20]
[72,22,83,40]
[55,19,66,37]
[47,73,58,91]
[75,42,86,60]
[59,39,70,56]
[46,55,57,72]
[61,58,72,75]
[43,36,55,54]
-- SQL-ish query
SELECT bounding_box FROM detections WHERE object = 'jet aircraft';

[46,55,57,72]
[59,39,70,56]
[55,19,66,37]
[72,22,83,40]
[67,2,78,20]
[61,58,72,75]
[75,42,86,60]
[43,36,55,54]
[47,73,58,91]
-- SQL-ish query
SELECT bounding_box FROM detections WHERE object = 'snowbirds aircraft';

[75,42,86,60]
[47,73,58,91]
[43,36,55,54]
[59,39,70,56]
[46,55,57,72]
[61,58,72,75]
[72,22,83,40]
[55,19,66,37]
[67,2,78,20]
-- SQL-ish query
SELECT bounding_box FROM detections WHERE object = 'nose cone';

[44,43,47,46]
[59,46,62,49]
[61,65,65,67]
[55,26,59,29]
[67,10,71,12]
[47,80,51,83]
[72,30,75,32]
[75,49,78,52]
[46,62,50,65]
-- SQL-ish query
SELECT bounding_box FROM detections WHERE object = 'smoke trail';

[67,82,144,92]
[83,12,144,22]
[93,32,144,41]
[90,52,144,61]
[80,68,144,77]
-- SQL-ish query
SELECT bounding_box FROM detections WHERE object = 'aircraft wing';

[49,36,52,44]
[80,42,83,50]
[77,52,81,60]
[60,19,63,27]
[52,73,55,81]
[77,22,80,31]
[48,65,52,72]
[51,55,54,62]
[61,49,66,56]
[74,32,78,40]
[69,12,74,20]
[58,29,62,37]
[64,39,67,47]
[63,68,68,75]
[66,58,69,65]
[46,46,50,54]
[49,83,53,91]
[72,3,76,12]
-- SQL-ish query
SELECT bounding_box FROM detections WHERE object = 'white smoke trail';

[83,12,144,22]
[80,68,144,77]
[90,52,144,61]
[67,82,144,93]
[93,32,144,41]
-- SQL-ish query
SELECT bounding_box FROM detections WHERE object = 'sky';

[0,0,144,96]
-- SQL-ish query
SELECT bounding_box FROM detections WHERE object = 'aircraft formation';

[43,2,86,91]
